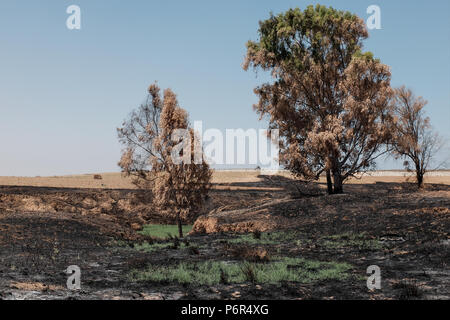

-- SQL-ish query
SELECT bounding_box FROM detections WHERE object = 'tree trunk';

[415,162,424,189]
[333,172,344,194]
[326,170,333,195]
[176,213,183,238]
[416,171,424,189]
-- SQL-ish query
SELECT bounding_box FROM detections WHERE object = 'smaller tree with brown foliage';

[118,84,212,237]
[391,86,443,188]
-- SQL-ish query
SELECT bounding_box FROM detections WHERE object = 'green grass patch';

[133,241,185,252]
[129,257,351,285]
[138,224,193,240]
[111,239,129,247]
[223,231,381,251]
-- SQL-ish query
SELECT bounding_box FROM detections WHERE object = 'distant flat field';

[0,170,449,189]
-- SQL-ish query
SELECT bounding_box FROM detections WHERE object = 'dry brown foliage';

[391,87,444,188]
[244,6,394,194]
[227,245,270,263]
[118,84,212,237]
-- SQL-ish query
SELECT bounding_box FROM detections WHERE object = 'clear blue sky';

[0,0,449,176]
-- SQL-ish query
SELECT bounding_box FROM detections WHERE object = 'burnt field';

[0,172,449,300]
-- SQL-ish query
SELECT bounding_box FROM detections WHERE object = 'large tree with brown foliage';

[118,84,212,237]
[243,5,394,194]
[391,87,443,188]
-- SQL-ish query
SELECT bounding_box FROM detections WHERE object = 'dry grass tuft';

[226,245,270,263]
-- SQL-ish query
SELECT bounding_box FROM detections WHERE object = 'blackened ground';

[0,178,448,300]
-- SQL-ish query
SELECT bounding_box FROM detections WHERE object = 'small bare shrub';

[252,230,261,240]
[188,246,200,255]
[170,236,180,250]
[219,268,229,284]
[240,262,258,283]
[393,280,422,300]
[93,174,103,180]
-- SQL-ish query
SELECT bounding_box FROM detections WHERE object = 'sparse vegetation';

[321,232,383,250]
[226,231,382,251]
[228,231,301,245]
[240,262,258,283]
[129,257,351,285]
[393,280,423,300]
[138,224,193,240]
[1,172,449,299]
[133,241,178,253]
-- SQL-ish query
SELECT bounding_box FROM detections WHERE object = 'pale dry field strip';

[0,170,449,189]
